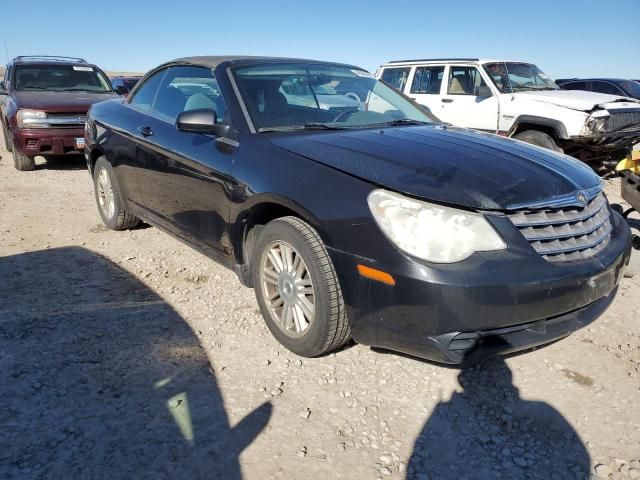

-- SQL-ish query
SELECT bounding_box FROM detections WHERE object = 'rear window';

[380,68,411,91]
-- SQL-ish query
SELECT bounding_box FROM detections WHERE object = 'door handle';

[137,126,153,137]
[441,99,454,103]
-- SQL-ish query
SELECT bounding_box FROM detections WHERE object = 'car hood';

[514,89,640,112]
[268,125,601,211]
[12,91,118,113]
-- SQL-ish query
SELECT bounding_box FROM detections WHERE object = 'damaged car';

[376,59,640,170]
[85,56,632,364]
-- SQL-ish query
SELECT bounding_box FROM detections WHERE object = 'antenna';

[3,41,8,63]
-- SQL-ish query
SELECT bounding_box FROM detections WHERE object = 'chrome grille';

[507,193,612,262]
[606,111,640,131]
[44,113,87,127]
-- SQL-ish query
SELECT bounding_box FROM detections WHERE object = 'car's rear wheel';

[251,216,351,357]
[514,130,563,153]
[93,157,140,230]
[12,148,35,171]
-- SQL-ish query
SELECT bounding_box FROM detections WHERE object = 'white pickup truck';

[376,59,640,169]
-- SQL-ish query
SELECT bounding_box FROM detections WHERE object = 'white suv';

[376,59,640,168]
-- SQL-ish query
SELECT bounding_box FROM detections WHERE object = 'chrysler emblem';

[576,192,588,206]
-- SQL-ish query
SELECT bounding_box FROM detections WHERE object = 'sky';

[2,0,639,79]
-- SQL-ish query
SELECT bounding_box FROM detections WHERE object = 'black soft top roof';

[160,55,362,71]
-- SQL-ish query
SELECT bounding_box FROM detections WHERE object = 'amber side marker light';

[357,264,396,286]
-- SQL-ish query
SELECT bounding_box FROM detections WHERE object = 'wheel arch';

[231,194,329,281]
[508,115,569,141]
[88,146,106,174]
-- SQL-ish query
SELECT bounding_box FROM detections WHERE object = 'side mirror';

[475,85,493,97]
[176,108,232,137]
[0,81,7,95]
[114,85,129,95]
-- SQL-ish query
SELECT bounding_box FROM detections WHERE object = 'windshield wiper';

[365,118,430,128]
[302,123,349,130]
[513,86,557,92]
[63,88,107,92]
[257,123,348,133]
[257,126,305,133]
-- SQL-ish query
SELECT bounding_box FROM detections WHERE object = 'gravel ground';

[0,133,639,480]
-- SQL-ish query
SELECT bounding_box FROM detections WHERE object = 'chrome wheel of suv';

[260,240,315,338]
[97,168,115,220]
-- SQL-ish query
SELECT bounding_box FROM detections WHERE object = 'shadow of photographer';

[406,357,590,480]
[0,246,271,479]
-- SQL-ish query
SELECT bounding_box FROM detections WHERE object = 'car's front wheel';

[93,157,140,230]
[251,216,351,357]
[2,122,13,152]
[514,130,563,153]
[12,148,35,171]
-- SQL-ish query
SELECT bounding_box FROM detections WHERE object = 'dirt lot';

[0,132,639,480]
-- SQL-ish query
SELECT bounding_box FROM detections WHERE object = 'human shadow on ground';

[0,246,271,479]
[406,357,590,480]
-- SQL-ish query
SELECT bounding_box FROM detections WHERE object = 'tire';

[514,130,563,153]
[93,157,140,230]
[12,148,35,171]
[2,122,12,152]
[251,216,351,357]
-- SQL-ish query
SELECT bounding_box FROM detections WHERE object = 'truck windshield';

[234,63,437,131]
[483,62,558,93]
[14,65,113,93]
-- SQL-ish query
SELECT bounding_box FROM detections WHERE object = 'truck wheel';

[12,149,35,171]
[514,130,563,153]
[2,122,12,152]
[93,157,140,230]
[252,216,351,357]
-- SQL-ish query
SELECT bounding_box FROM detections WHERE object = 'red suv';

[0,56,117,170]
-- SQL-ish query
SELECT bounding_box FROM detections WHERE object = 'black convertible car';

[84,56,632,364]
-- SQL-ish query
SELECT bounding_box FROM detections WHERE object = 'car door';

[406,65,445,117]
[134,65,236,258]
[113,68,168,210]
[437,65,499,131]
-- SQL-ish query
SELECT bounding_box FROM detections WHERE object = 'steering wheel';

[344,92,361,103]
[332,107,360,124]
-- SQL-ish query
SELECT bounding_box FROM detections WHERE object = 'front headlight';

[367,189,506,263]
[16,109,47,128]
[585,110,609,133]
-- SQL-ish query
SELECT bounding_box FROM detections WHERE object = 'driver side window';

[152,66,229,125]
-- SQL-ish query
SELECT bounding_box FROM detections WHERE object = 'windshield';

[14,65,112,92]
[483,62,557,93]
[234,63,437,131]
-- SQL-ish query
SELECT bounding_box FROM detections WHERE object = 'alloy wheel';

[97,168,115,219]
[260,240,315,338]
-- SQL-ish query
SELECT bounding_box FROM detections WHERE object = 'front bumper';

[329,211,632,364]
[9,126,85,157]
